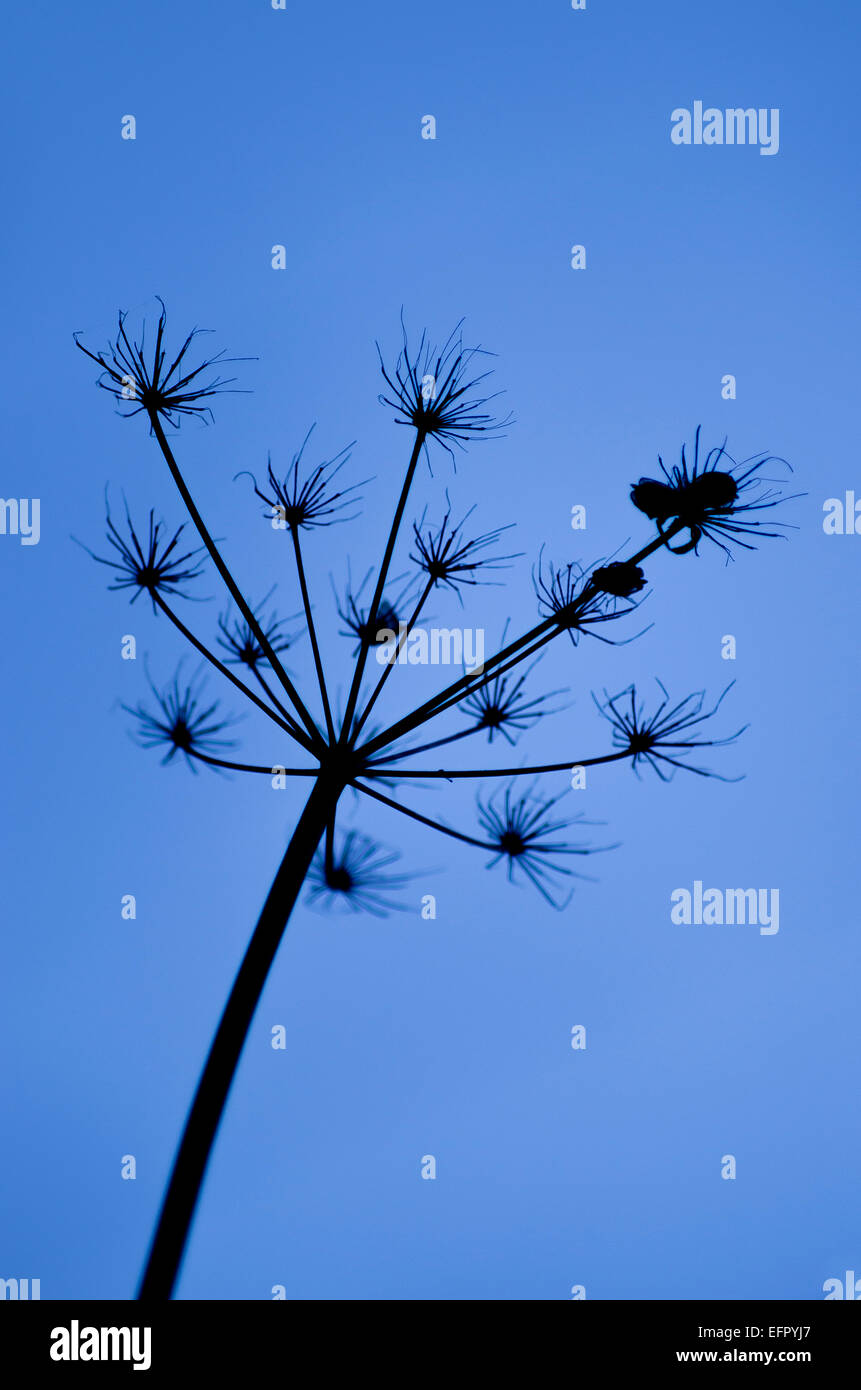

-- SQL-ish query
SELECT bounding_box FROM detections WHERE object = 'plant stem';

[366,749,631,779]
[190,752,316,775]
[368,725,479,766]
[352,576,435,737]
[148,412,322,746]
[361,628,558,756]
[341,430,425,741]
[397,630,560,735]
[352,778,493,849]
[254,667,301,726]
[137,775,341,1301]
[290,524,335,743]
[360,522,686,757]
[152,592,310,749]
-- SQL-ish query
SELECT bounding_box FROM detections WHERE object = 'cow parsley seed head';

[216,602,302,670]
[411,501,519,595]
[306,831,414,916]
[75,299,251,428]
[123,669,238,770]
[459,650,565,745]
[630,427,799,559]
[534,554,645,646]
[477,785,604,908]
[239,427,365,531]
[75,498,205,609]
[594,679,746,780]
[378,316,512,457]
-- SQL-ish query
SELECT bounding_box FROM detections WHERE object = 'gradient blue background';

[1,0,858,1300]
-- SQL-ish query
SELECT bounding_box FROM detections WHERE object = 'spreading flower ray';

[123,666,240,771]
[236,426,367,531]
[477,785,612,909]
[306,830,416,917]
[593,678,747,781]
[75,299,252,429]
[378,313,513,461]
[74,495,206,610]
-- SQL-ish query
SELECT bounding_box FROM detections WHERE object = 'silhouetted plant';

[76,301,797,1300]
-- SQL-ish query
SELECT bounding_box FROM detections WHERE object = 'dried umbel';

[477,786,603,908]
[534,554,646,645]
[73,499,205,609]
[216,603,301,671]
[239,429,364,531]
[377,316,513,457]
[124,669,238,770]
[410,502,519,594]
[306,830,414,917]
[594,679,745,782]
[75,298,250,427]
[630,425,800,558]
[76,305,797,1301]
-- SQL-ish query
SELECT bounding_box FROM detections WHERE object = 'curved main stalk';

[138,775,341,1301]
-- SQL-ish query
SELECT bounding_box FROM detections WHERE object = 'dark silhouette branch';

[364,749,631,779]
[352,575,435,737]
[152,592,311,748]
[341,429,425,740]
[360,522,686,757]
[252,667,303,727]
[351,778,494,849]
[190,751,316,775]
[368,725,480,767]
[290,524,335,743]
[148,411,323,748]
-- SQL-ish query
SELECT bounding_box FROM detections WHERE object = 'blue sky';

[1,0,859,1299]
